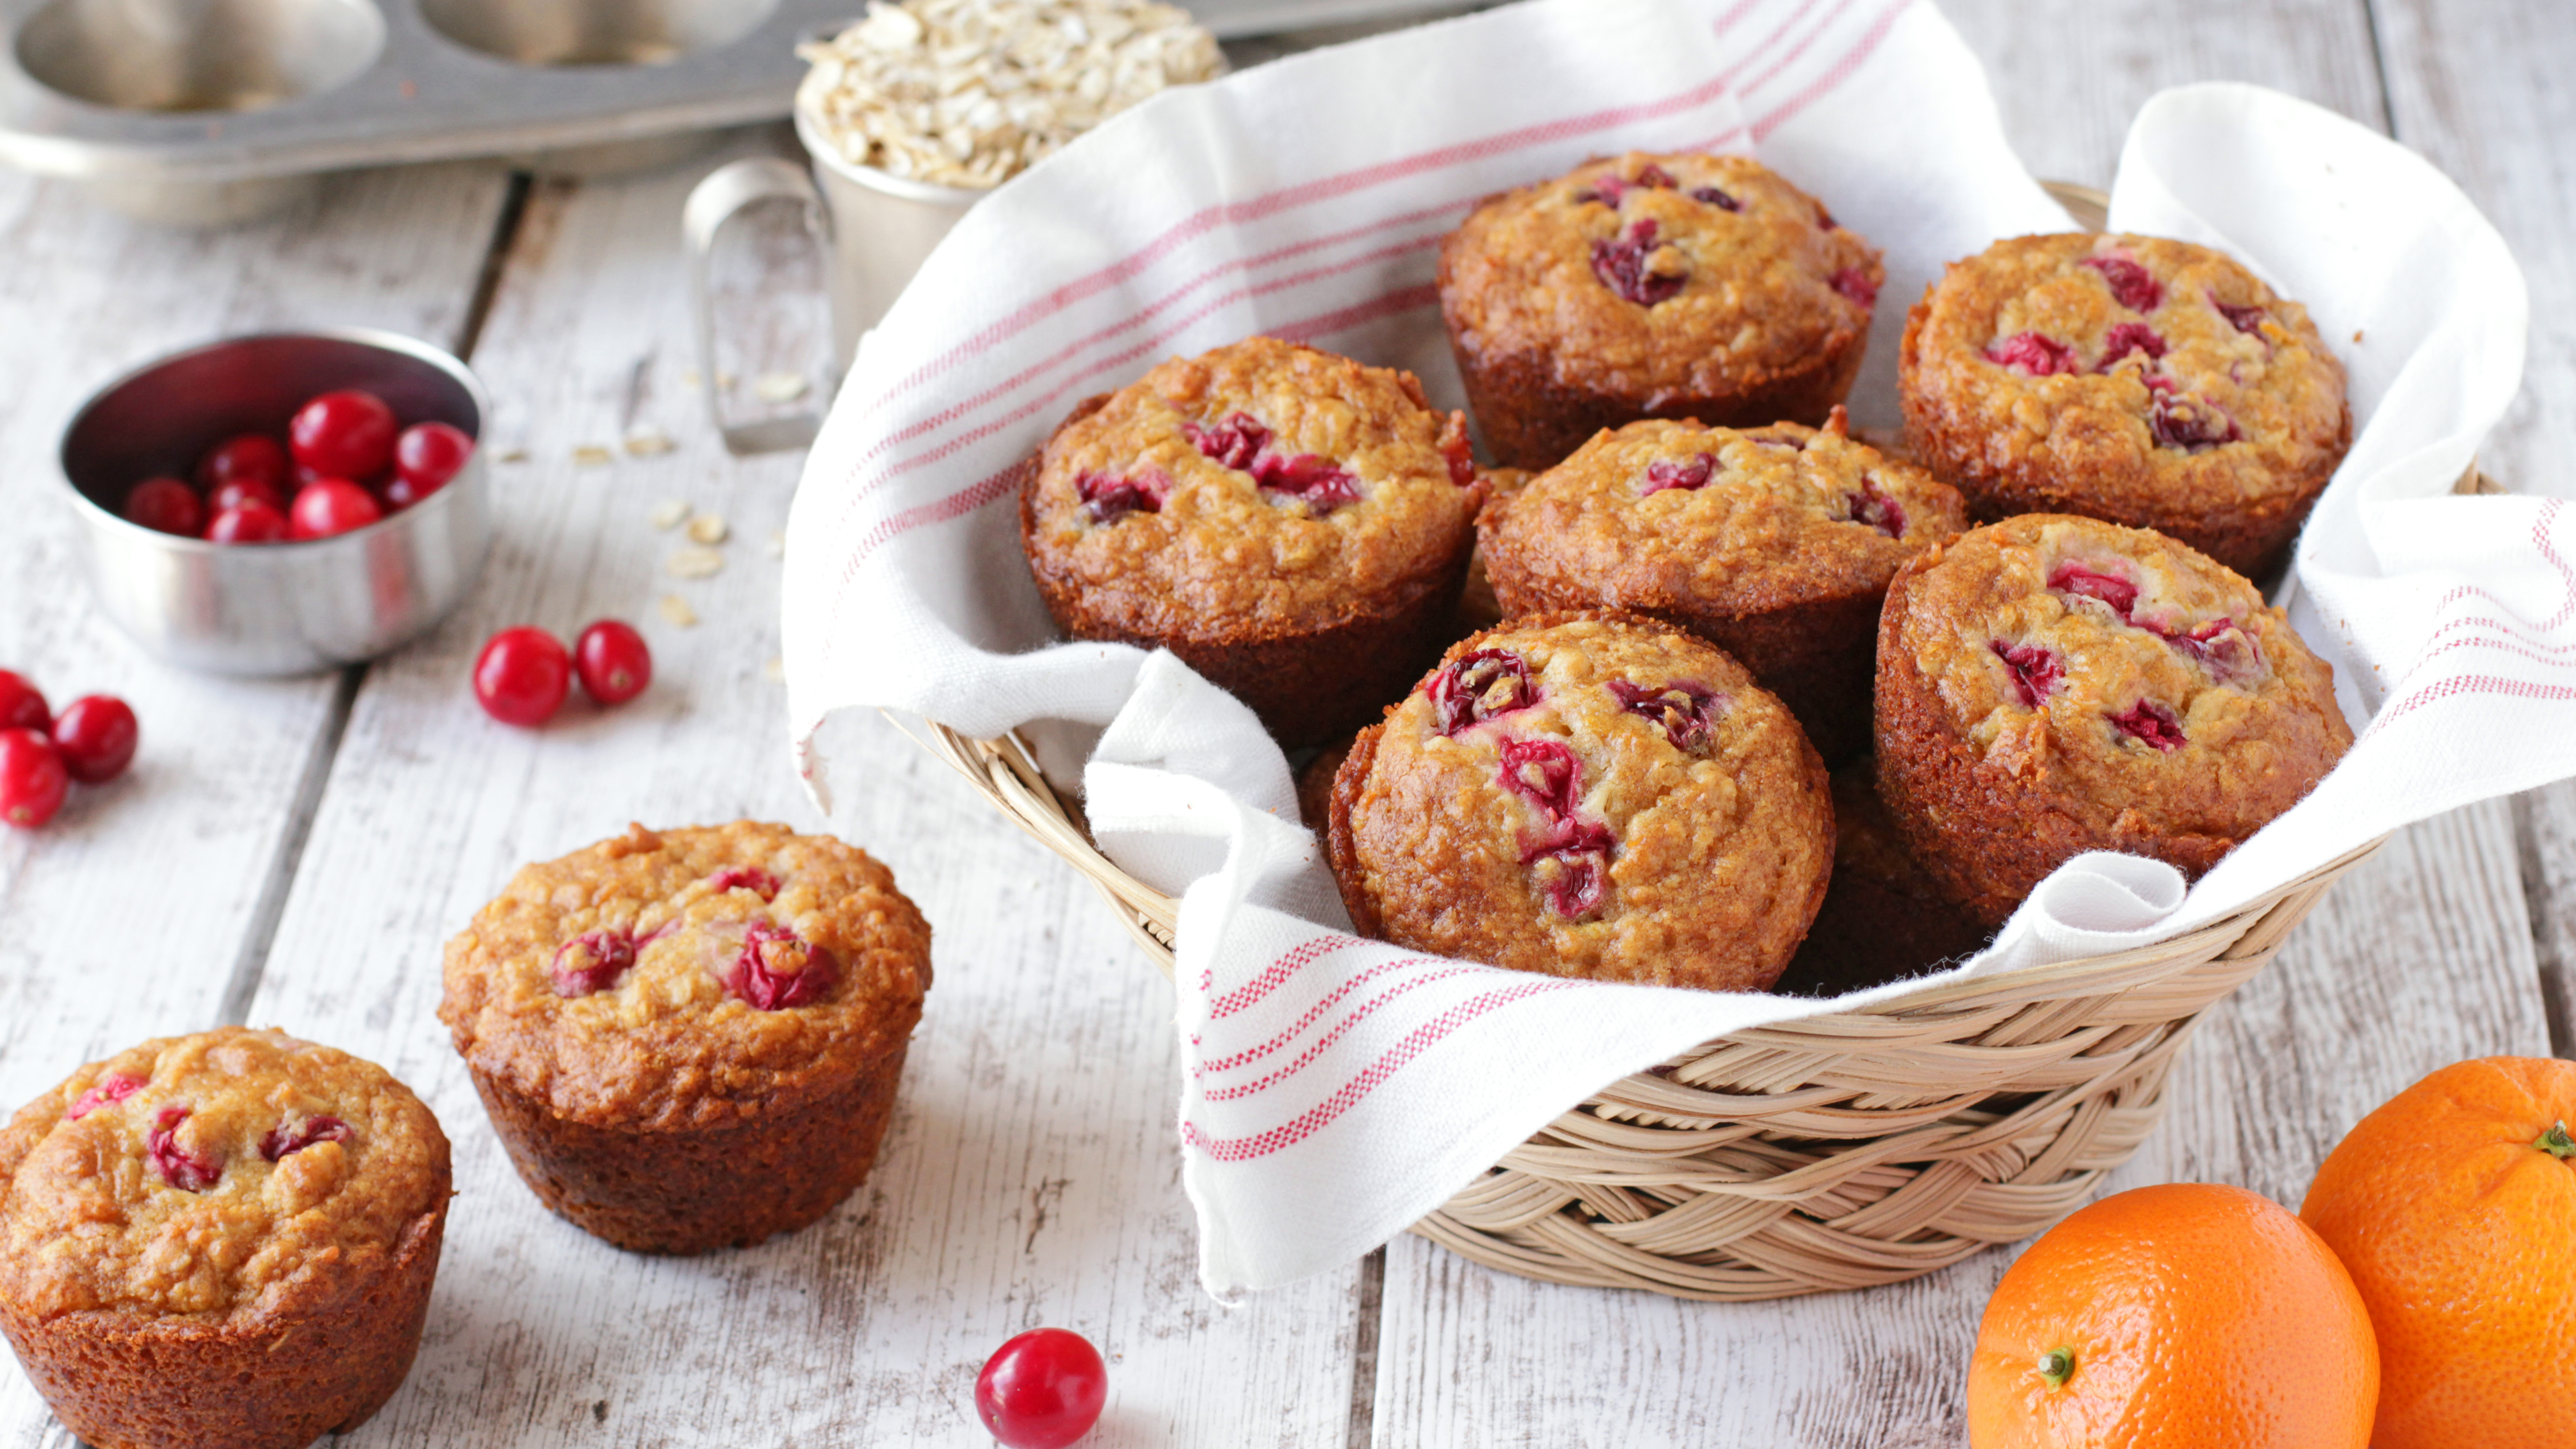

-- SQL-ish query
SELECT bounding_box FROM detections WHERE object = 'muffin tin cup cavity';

[419,0,778,68]
[58,330,493,676]
[16,0,386,113]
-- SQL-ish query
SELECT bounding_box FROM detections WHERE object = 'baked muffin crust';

[1875,515,2353,924]
[1330,611,1831,991]
[1899,233,2349,577]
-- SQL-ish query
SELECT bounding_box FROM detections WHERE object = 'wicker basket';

[900,184,2451,1300]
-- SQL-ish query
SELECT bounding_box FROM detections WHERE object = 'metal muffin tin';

[0,0,1469,223]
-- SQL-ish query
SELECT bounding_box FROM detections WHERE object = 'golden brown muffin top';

[1334,612,1831,990]
[438,822,932,1132]
[1439,152,1882,402]
[1024,336,1484,635]
[1900,233,2348,515]
[0,1028,448,1324]
[1481,411,1966,616]
[1887,515,2351,840]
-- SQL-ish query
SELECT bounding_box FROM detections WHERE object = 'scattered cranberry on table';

[205,500,291,544]
[50,696,138,785]
[0,670,47,733]
[122,477,203,538]
[574,621,652,706]
[0,729,68,830]
[289,389,398,482]
[474,627,572,728]
[975,1328,1108,1449]
[195,433,288,495]
[288,478,384,541]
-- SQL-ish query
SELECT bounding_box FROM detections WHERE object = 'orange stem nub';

[2536,1121,2576,1160]
[2039,1348,2076,1387]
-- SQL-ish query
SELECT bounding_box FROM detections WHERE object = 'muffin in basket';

[1770,761,1990,999]
[1438,151,1884,470]
[1020,335,1486,747]
[439,821,930,1255]
[0,1028,449,1449]
[1329,610,1833,991]
[1478,409,1966,763]
[1899,232,2351,578]
[1876,514,2353,927]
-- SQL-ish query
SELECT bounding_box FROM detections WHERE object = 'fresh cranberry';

[65,1073,144,1121]
[1591,220,1684,306]
[289,390,398,481]
[549,930,636,996]
[1990,641,2064,707]
[1519,816,1615,918]
[195,433,289,494]
[1829,267,1878,307]
[1497,737,1582,820]
[205,500,291,544]
[1185,413,1271,472]
[1984,332,2078,376]
[574,621,652,706]
[473,627,571,727]
[1429,649,1536,736]
[707,867,780,899]
[2049,563,2140,620]
[976,1328,1108,1449]
[1077,468,1169,525]
[209,477,286,515]
[0,671,48,733]
[0,729,67,829]
[1607,680,1721,750]
[2149,394,2239,452]
[123,478,204,537]
[288,478,384,540]
[726,922,839,1010]
[1642,453,1715,494]
[2082,254,2163,312]
[1253,452,1360,513]
[147,1106,223,1192]
[394,422,474,496]
[1845,478,1906,538]
[2215,299,2267,335]
[259,1116,352,1163]
[2112,700,2186,751]
[1690,186,1741,211]
[50,696,136,785]
[2098,323,2167,367]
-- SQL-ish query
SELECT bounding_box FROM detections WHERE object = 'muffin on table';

[1329,610,1832,992]
[1875,514,2353,927]
[1438,151,1884,470]
[0,1028,449,1449]
[1020,335,1486,747]
[439,821,930,1256]
[1478,409,1966,763]
[1899,232,2350,578]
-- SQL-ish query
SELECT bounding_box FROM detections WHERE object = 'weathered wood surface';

[1,3,2570,1446]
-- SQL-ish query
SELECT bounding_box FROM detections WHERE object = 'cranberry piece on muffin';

[1328,611,1832,991]
[439,821,931,1255]
[1479,409,1966,763]
[1898,233,2350,578]
[1020,336,1486,747]
[1874,515,2352,927]
[1438,152,1884,470]
[0,1028,449,1449]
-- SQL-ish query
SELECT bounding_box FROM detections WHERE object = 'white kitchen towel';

[781,0,2541,1297]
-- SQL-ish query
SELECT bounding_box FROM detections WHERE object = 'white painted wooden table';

[1,4,2567,1445]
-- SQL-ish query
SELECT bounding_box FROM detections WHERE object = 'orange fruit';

[1966,1181,2377,1448]
[2300,1056,2576,1449]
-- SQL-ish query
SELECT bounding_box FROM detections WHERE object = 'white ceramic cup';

[683,108,985,453]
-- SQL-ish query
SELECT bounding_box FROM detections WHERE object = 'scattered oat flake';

[755,372,812,403]
[768,531,787,558]
[573,445,615,466]
[687,514,731,545]
[496,447,530,464]
[625,429,677,457]
[764,657,786,682]
[680,370,704,390]
[659,594,700,628]
[650,500,692,530]
[717,372,739,390]
[666,547,726,580]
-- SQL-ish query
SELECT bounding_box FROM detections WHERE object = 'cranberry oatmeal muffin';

[1439,152,1884,470]
[0,1028,449,1449]
[439,821,930,1255]
[1900,233,2350,578]
[1876,515,2353,927]
[1480,409,1966,763]
[1329,611,1832,991]
[1771,762,1988,1000]
[1020,335,1485,747]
